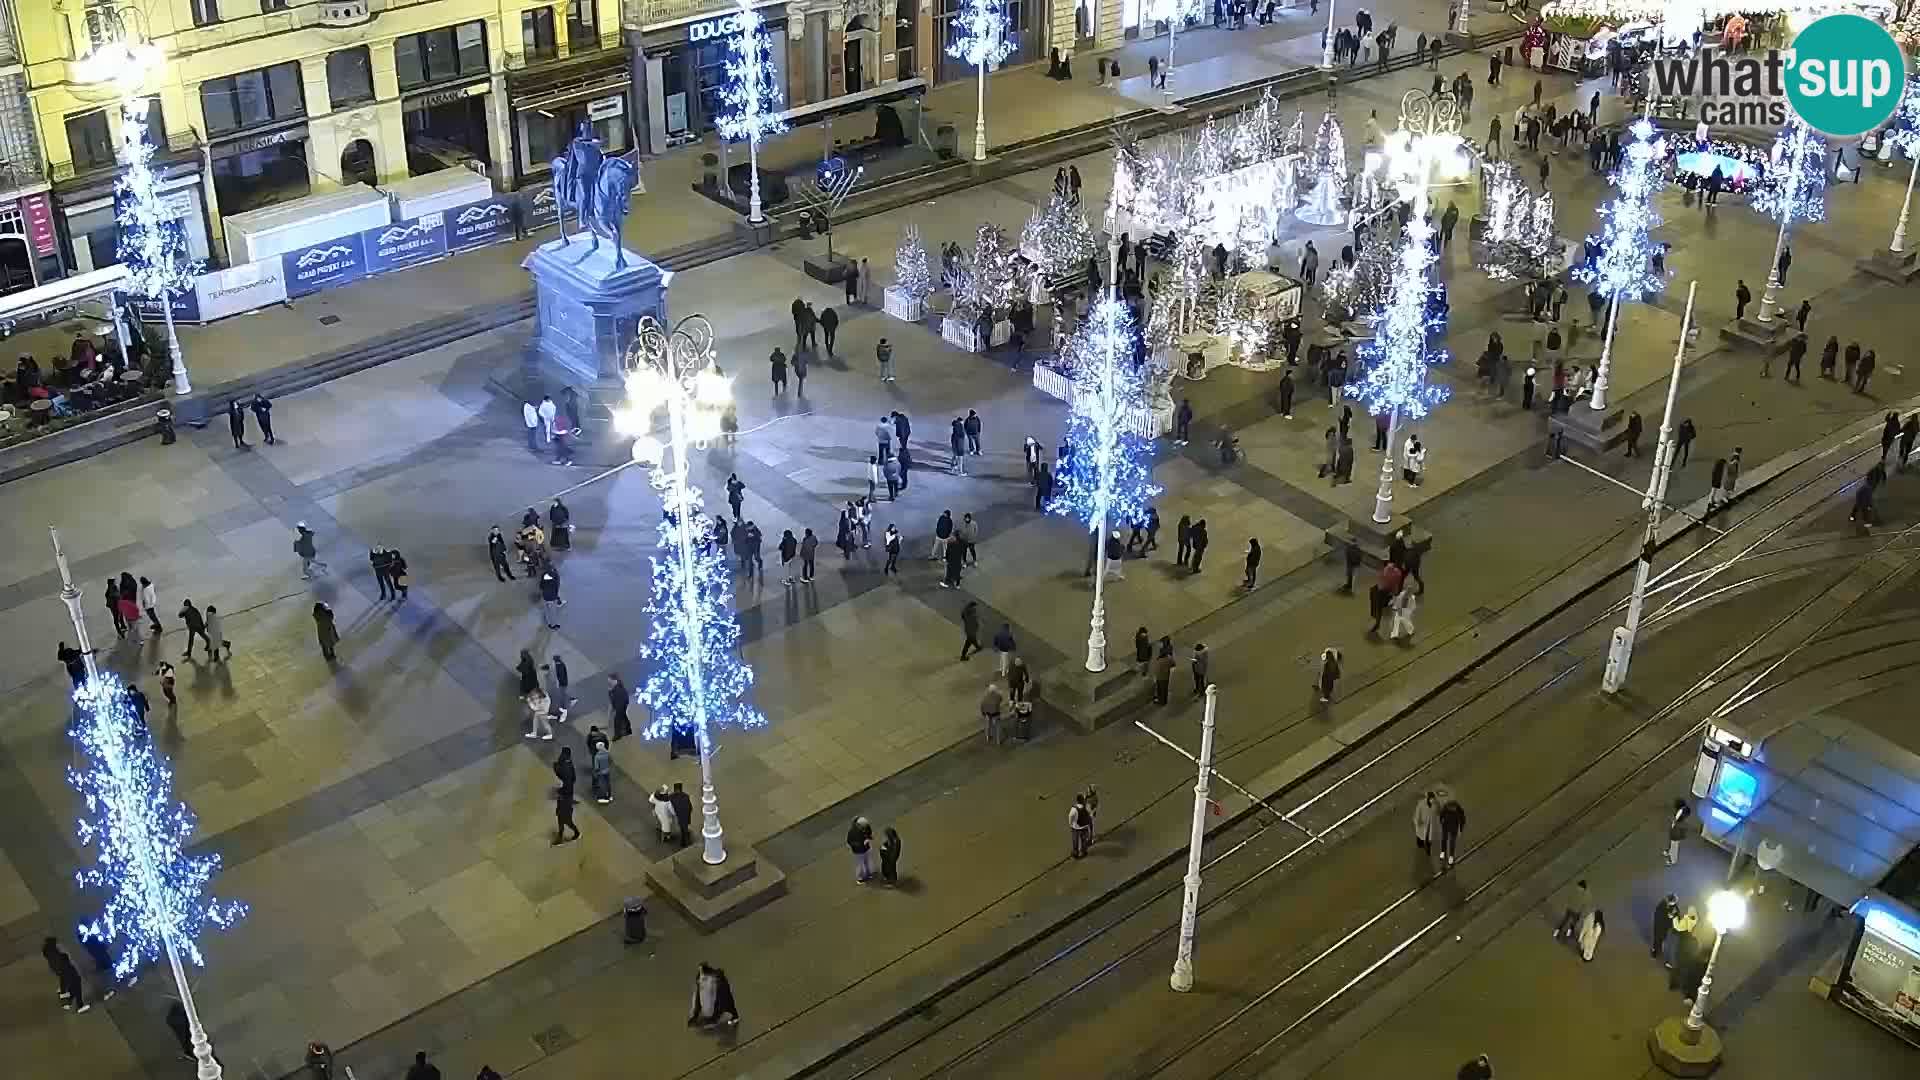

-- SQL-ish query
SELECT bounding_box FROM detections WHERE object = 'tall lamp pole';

[1891,153,1917,253]
[950,0,1014,163]
[51,527,228,1080]
[1085,230,1124,673]
[1684,891,1748,1039]
[1321,0,1339,69]
[620,317,740,865]
[1756,128,1813,325]
[1601,282,1695,695]
[1169,684,1218,992]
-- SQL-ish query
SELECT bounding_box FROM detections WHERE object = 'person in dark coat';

[688,962,740,1026]
[1175,514,1193,567]
[607,673,632,739]
[553,777,580,845]
[820,306,840,356]
[250,393,276,444]
[488,526,515,581]
[226,398,248,449]
[1820,336,1839,378]
[1436,796,1467,866]
[313,602,339,662]
[44,937,85,1011]
[670,782,693,846]
[1243,538,1262,589]
[1674,418,1696,466]
[1624,412,1643,457]
[549,498,573,551]
[879,826,903,885]
[518,649,539,696]
[1189,519,1209,571]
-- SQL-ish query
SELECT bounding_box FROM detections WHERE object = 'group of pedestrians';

[846,815,905,885]
[1133,630,1211,706]
[519,389,588,466]
[1363,528,1425,644]
[975,618,1034,744]
[99,571,161,643]
[1411,788,1469,868]
[224,393,278,448]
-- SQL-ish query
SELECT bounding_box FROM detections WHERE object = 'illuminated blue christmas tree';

[639,487,765,748]
[117,100,200,392]
[1347,214,1451,428]
[68,672,246,980]
[1753,119,1827,226]
[1571,118,1665,410]
[1889,76,1920,156]
[1048,298,1162,535]
[948,0,1016,161]
[714,0,787,222]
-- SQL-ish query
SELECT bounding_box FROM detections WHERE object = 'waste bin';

[623,896,647,943]
[934,124,959,160]
[156,407,176,445]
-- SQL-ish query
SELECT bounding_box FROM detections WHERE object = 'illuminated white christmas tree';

[1754,119,1828,226]
[960,222,1020,316]
[893,224,932,300]
[1571,118,1667,410]
[117,100,199,393]
[1321,235,1398,321]
[1021,193,1097,280]
[714,0,787,223]
[1298,114,1348,226]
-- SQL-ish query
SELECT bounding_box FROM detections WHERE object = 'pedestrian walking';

[1175,514,1193,567]
[1776,245,1792,285]
[1189,642,1210,697]
[203,605,231,661]
[654,787,679,843]
[537,395,557,443]
[876,337,895,381]
[552,777,579,844]
[1317,646,1342,703]
[1675,418,1695,466]
[848,816,875,882]
[798,527,817,583]
[1625,412,1643,457]
[883,455,901,500]
[1174,398,1194,444]
[1555,879,1594,939]
[1069,795,1094,858]
[1857,349,1877,393]
[77,931,117,1002]
[606,673,633,740]
[177,599,210,659]
[949,418,967,475]
[1342,538,1363,593]
[960,599,982,660]
[1577,909,1606,961]
[1785,333,1806,381]
[523,400,542,450]
[539,564,563,628]
[964,409,983,455]
[882,524,901,573]
[820,305,840,356]
[312,601,339,661]
[980,679,1005,744]
[778,529,798,585]
[668,782,693,846]
[1150,646,1174,704]
[993,623,1016,674]
[1403,435,1426,484]
[102,577,127,638]
[688,962,740,1027]
[1734,280,1751,321]
[227,398,249,449]
[942,529,966,588]
[1666,798,1691,865]
[1900,414,1919,470]
[1388,582,1419,641]
[879,826,902,885]
[370,546,394,600]
[1795,298,1811,332]
[1723,447,1742,507]
[155,660,175,709]
[769,347,788,394]
[1187,518,1209,571]
[1708,457,1728,516]
[589,740,612,804]
[139,576,162,633]
[1437,794,1466,865]
[1243,538,1262,589]
[44,937,86,1012]
[1883,412,1900,463]
[294,522,328,579]
[1414,791,1437,853]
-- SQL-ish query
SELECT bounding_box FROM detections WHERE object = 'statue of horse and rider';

[551,122,641,270]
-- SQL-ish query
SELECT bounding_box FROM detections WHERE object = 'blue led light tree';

[1753,119,1826,325]
[714,0,787,224]
[1048,297,1161,672]
[618,316,763,866]
[1884,76,1920,254]
[51,528,243,1080]
[1571,118,1666,411]
[1347,213,1450,526]
[118,99,201,394]
[947,0,1015,163]
[1881,75,1912,253]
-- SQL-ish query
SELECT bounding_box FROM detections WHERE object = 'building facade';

[0,0,52,293]
[19,0,629,273]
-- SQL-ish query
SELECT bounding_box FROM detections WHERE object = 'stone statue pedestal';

[523,233,670,385]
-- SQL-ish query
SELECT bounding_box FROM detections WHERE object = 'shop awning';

[1701,713,1920,905]
[0,264,127,325]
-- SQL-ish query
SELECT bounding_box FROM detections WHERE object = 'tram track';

[791,424,1902,1080]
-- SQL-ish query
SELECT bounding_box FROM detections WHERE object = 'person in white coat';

[1577,908,1605,961]
[537,395,558,442]
[1402,435,1427,486]
[1413,791,1436,853]
[1388,582,1420,641]
[652,786,678,842]
[522,400,541,450]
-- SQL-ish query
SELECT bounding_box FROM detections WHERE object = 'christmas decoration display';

[1573,118,1666,410]
[893,224,932,300]
[117,100,199,392]
[1298,114,1348,226]
[1753,119,1828,226]
[956,222,1021,317]
[1321,233,1399,322]
[1663,138,1769,195]
[69,672,248,980]
[1477,163,1561,281]
[1282,111,1306,157]
[1020,193,1097,281]
[1346,214,1451,459]
[1048,298,1163,535]
[714,0,787,223]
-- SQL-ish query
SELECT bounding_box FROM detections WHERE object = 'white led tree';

[1348,213,1451,525]
[1021,192,1097,280]
[1478,163,1560,282]
[1753,118,1826,325]
[1572,118,1666,411]
[714,0,787,224]
[894,224,932,299]
[1299,114,1348,226]
[1321,233,1398,322]
[118,100,199,395]
[948,0,1015,163]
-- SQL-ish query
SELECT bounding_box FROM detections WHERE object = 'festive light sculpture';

[1753,119,1825,324]
[1348,214,1451,525]
[118,101,199,395]
[1885,77,1920,253]
[1572,118,1666,411]
[893,223,933,300]
[52,527,240,1080]
[616,316,762,866]
[1321,233,1398,321]
[1299,114,1348,226]
[1049,296,1162,672]
[948,0,1015,163]
[1021,193,1097,281]
[1478,164,1559,282]
[959,222,1021,317]
[714,0,787,224]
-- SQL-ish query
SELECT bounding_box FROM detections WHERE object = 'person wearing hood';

[1243,538,1262,590]
[1413,791,1436,853]
[688,962,739,1027]
[549,498,572,550]
[313,602,339,662]
[653,786,677,842]
[879,826,903,885]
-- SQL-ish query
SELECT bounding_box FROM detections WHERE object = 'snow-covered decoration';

[1753,119,1828,226]
[1048,298,1162,535]
[1110,95,1307,238]
[714,1,786,147]
[1478,164,1561,281]
[69,672,247,981]
[955,222,1021,318]
[117,101,200,326]
[893,223,932,300]
[1321,234,1398,321]
[1020,193,1097,280]
[1297,114,1349,226]
[1347,213,1451,423]
[1282,111,1306,157]
[1573,118,1667,308]
[1542,0,1893,47]
[947,0,1015,72]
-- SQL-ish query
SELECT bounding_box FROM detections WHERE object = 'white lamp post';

[618,316,740,865]
[1892,154,1917,253]
[1685,890,1748,1039]
[1169,684,1218,992]
[1757,126,1817,325]
[1601,282,1696,695]
[1320,0,1339,69]
[1084,231,1124,673]
[715,0,786,226]
[50,527,229,1080]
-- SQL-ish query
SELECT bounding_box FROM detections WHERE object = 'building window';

[200,61,307,137]
[190,0,221,27]
[566,0,599,48]
[895,0,916,78]
[395,20,490,91]
[260,0,289,10]
[521,8,556,61]
[327,47,375,108]
[65,109,114,171]
[141,96,168,147]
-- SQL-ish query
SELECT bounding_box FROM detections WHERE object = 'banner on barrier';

[448,197,517,252]
[195,259,288,320]
[283,237,368,296]
[129,289,201,324]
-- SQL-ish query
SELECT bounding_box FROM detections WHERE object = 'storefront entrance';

[210,136,311,216]
[403,91,491,175]
[341,139,377,187]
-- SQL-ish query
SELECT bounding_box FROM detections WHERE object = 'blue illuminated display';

[1711,760,1757,817]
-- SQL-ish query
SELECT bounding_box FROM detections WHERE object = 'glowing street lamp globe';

[1707,889,1748,933]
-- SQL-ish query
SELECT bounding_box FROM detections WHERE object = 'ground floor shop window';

[896,0,917,78]
[937,0,1031,83]
[519,99,629,176]
[211,141,310,214]
[403,95,491,174]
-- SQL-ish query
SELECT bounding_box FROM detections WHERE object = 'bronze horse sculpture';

[549,123,642,271]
